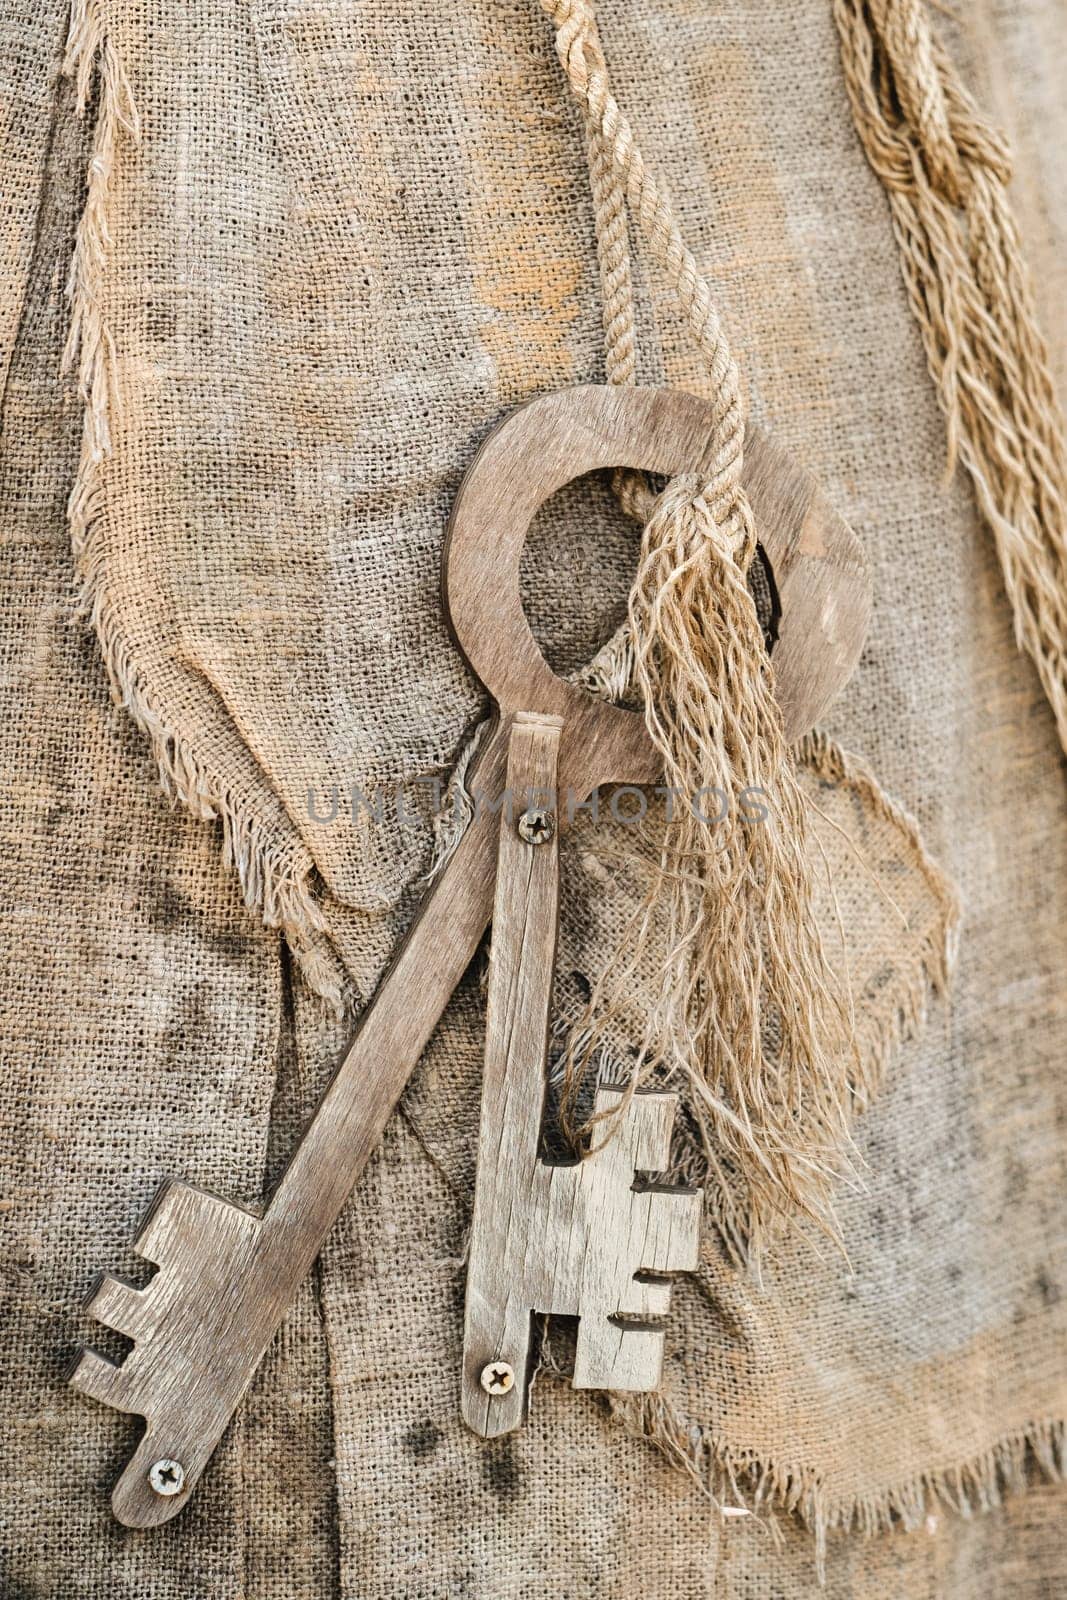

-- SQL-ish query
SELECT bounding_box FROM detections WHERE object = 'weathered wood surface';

[69,385,872,1526]
[443,385,871,747]
[461,713,700,1439]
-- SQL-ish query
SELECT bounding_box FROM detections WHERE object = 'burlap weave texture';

[1,0,1066,1594]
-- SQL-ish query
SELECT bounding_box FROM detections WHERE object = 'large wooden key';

[69,386,870,1526]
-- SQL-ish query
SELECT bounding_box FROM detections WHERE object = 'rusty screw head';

[479,1360,515,1396]
[148,1458,185,1497]
[517,807,554,846]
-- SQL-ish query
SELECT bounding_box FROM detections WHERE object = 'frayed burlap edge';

[61,1,343,1009]
[600,1386,1065,1584]
[835,0,1067,757]
[795,727,962,1103]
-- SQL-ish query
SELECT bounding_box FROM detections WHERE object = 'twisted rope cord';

[542,0,751,542]
[583,111,651,524]
[580,16,650,528]
[583,77,635,386]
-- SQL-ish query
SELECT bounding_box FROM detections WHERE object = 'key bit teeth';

[664,1190,703,1274]
[592,1085,679,1172]
[131,1177,190,1265]
[67,1346,134,1413]
[574,1317,667,1392]
[629,1273,673,1319]
[84,1273,148,1337]
[131,1177,261,1269]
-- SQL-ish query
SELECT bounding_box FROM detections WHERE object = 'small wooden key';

[460,709,703,1437]
[69,386,870,1525]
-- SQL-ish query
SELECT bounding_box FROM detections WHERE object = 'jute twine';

[836,0,1067,757]
[542,0,857,1253]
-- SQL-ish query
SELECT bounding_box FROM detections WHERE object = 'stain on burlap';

[0,29,337,1595]
[1,0,1065,1594]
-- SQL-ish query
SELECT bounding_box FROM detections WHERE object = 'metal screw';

[517,807,554,846]
[148,1458,185,1497]
[480,1360,515,1396]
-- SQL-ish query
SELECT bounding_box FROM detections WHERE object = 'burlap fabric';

[0,34,338,1594]
[1,0,1066,1594]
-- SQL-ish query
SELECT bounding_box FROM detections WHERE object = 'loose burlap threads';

[564,476,861,1255]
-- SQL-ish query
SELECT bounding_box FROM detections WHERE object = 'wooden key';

[69,386,871,1526]
[460,711,702,1438]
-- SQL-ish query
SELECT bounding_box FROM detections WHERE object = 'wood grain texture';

[443,385,871,749]
[461,713,700,1438]
[70,385,871,1526]
[741,422,871,740]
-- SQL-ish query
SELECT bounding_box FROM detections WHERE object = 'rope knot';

[650,472,752,566]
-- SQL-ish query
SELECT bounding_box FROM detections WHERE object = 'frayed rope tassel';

[538,0,859,1258]
[835,0,1067,755]
[561,465,858,1260]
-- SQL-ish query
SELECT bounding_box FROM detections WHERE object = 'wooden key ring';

[68,386,870,1526]
[443,384,870,774]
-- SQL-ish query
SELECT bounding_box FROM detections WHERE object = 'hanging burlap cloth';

[2,0,1066,1594]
